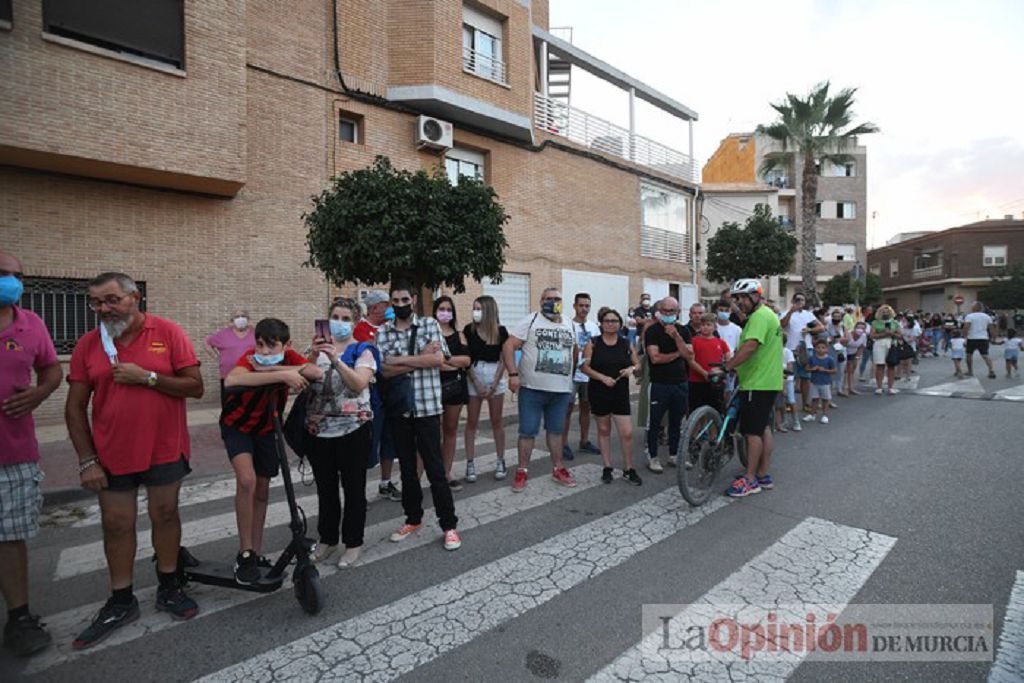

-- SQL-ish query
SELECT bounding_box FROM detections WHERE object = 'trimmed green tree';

[980,265,1024,309]
[821,271,882,307]
[303,156,510,299]
[705,204,799,285]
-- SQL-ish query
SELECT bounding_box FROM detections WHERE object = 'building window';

[462,5,506,84]
[483,272,530,322]
[914,249,942,270]
[870,264,882,277]
[815,202,822,218]
[445,147,485,185]
[43,0,185,69]
[836,202,856,219]
[836,243,857,262]
[640,184,690,263]
[983,245,1007,267]
[814,244,824,261]
[338,113,361,144]
[823,160,856,177]
[889,258,899,278]
[20,276,147,355]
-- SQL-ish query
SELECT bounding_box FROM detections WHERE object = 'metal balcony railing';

[912,264,944,280]
[533,92,698,183]
[462,47,507,85]
[641,225,690,263]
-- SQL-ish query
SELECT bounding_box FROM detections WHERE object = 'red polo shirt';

[68,314,200,475]
[0,307,59,465]
[353,320,381,343]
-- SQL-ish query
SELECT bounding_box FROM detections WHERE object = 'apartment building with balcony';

[1,0,700,417]
[867,217,1024,313]
[702,132,867,298]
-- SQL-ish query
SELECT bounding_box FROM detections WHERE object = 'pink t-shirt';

[0,307,59,465]
[205,326,255,378]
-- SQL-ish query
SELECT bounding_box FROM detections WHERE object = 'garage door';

[920,288,945,314]
[561,269,629,318]
[483,272,531,325]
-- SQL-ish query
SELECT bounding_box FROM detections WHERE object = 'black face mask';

[393,304,413,320]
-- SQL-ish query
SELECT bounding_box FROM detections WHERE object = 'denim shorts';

[517,387,573,438]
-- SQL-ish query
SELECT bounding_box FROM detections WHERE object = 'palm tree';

[756,82,878,305]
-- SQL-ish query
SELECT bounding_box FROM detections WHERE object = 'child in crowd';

[221,318,322,585]
[949,329,966,378]
[775,337,800,432]
[803,339,836,424]
[688,313,731,413]
[1005,329,1021,378]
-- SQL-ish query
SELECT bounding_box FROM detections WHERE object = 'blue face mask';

[330,320,353,340]
[384,306,395,321]
[660,314,678,325]
[252,352,285,367]
[0,275,24,307]
[717,311,730,321]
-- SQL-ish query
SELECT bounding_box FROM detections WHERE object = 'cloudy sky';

[549,0,1024,247]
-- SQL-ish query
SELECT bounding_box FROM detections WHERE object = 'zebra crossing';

[9,433,1024,682]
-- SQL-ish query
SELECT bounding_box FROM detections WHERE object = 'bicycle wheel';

[678,406,723,507]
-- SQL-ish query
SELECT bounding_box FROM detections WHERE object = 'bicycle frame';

[691,374,740,447]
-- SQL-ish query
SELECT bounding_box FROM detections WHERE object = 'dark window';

[20,277,147,354]
[0,0,12,26]
[339,117,357,143]
[43,0,185,69]
[815,202,822,218]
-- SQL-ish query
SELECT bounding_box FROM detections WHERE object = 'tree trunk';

[800,152,820,306]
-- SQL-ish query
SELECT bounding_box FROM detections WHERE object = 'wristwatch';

[147,371,158,387]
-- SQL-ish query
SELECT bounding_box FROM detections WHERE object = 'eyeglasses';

[0,269,24,280]
[87,294,131,311]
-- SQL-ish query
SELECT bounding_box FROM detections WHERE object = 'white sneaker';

[874,388,883,395]
[494,458,507,480]
[312,542,338,564]
[337,546,361,569]
[665,455,677,468]
[802,414,815,422]
[465,460,477,483]
[647,458,664,473]
[791,420,803,432]
[820,415,830,424]
[887,387,899,395]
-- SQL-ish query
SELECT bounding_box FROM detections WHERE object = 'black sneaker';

[155,581,199,620]
[72,597,140,650]
[601,467,614,484]
[378,482,402,501]
[623,468,643,486]
[234,550,260,585]
[257,555,273,569]
[3,613,52,657]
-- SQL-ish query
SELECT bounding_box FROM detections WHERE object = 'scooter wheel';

[293,563,323,615]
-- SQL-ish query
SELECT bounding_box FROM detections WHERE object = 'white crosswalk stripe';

[990,570,1024,682]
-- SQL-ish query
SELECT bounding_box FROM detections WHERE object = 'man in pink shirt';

[66,272,204,649]
[0,252,62,657]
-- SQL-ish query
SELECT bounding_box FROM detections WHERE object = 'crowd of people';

[0,245,1019,658]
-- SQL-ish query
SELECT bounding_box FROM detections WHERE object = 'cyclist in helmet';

[716,279,783,497]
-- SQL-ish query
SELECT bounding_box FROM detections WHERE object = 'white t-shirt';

[846,331,868,355]
[717,321,743,353]
[949,338,966,352]
[780,309,817,350]
[511,312,575,393]
[1005,338,1022,355]
[570,319,600,383]
[963,312,992,340]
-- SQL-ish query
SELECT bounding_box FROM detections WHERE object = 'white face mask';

[472,310,483,323]
[233,316,248,330]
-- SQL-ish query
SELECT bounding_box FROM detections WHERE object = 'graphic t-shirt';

[511,313,575,394]
[736,305,783,391]
[963,312,993,340]
[307,345,377,438]
[808,354,836,386]
[689,336,730,383]
[570,320,600,383]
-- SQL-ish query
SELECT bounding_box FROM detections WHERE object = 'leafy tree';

[303,156,510,300]
[821,271,882,307]
[705,204,799,284]
[980,264,1024,309]
[756,82,878,305]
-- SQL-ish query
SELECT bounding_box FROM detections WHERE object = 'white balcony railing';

[533,92,698,183]
[462,47,507,85]
[912,264,944,280]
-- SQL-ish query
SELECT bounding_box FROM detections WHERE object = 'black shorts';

[738,390,777,437]
[589,383,630,416]
[105,455,191,492]
[966,340,989,356]
[221,424,281,478]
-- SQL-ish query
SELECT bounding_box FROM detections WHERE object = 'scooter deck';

[184,561,286,593]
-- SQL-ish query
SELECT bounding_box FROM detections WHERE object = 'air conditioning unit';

[415,115,453,152]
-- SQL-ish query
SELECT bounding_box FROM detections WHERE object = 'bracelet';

[508,372,519,377]
[78,458,99,474]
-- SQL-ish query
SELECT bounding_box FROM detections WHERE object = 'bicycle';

[678,364,747,506]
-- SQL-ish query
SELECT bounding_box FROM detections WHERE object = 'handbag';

[898,339,916,361]
[379,325,418,418]
[885,342,900,367]
[441,371,467,403]
[282,389,311,459]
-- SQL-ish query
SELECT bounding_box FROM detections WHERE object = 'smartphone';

[314,319,331,341]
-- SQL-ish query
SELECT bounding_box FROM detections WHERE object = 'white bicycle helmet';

[729,278,763,296]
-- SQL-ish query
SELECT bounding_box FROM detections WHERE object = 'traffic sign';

[954,295,965,305]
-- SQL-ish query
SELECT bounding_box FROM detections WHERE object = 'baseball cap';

[363,290,389,307]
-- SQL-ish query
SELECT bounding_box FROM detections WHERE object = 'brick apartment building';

[702,132,867,300]
[867,217,1024,313]
[1,0,702,418]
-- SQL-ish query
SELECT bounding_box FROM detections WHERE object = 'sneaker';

[776,424,789,433]
[512,468,528,492]
[552,467,577,488]
[887,388,899,395]
[647,458,664,473]
[448,478,464,492]
[494,459,507,480]
[256,555,273,569]
[820,415,830,424]
[988,371,997,379]
[72,597,140,650]
[665,455,677,468]
[725,477,761,498]
[623,468,643,486]
[378,482,402,501]
[562,444,575,461]
[757,474,775,490]
[802,414,815,422]
[579,440,600,455]
[234,550,260,586]
[312,542,338,564]
[829,401,839,409]
[791,419,802,432]
[443,529,462,551]
[465,460,478,483]
[155,581,199,620]
[389,523,422,542]
[601,467,614,484]
[3,613,52,657]
[874,388,884,395]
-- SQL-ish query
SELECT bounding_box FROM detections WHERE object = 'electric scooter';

[174,384,323,614]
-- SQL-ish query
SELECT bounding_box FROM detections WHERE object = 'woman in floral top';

[306,297,377,568]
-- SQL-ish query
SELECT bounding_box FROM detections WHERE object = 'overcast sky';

[549,0,1024,247]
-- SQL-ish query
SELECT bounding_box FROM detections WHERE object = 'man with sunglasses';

[0,253,62,657]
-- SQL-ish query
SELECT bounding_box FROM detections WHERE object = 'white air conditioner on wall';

[415,115,454,152]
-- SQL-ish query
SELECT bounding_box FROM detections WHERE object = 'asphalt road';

[3,354,1022,682]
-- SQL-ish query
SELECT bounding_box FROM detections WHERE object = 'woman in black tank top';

[434,297,471,490]
[581,307,643,485]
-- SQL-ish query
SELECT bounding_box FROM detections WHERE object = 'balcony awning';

[532,26,698,122]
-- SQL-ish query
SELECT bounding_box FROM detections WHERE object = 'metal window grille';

[20,277,147,354]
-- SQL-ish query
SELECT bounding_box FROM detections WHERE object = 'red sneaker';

[552,467,577,488]
[512,468,528,492]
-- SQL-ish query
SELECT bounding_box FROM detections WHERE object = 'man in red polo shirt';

[66,272,204,649]
[0,252,62,657]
